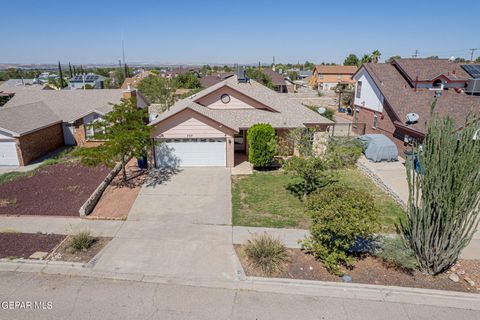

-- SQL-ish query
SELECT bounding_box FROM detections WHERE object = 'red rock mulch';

[89,160,146,220]
[0,233,66,259]
[0,162,110,216]
[235,246,480,293]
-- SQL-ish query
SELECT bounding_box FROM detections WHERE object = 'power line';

[412,49,419,58]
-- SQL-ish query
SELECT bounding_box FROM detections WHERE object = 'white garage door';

[155,138,226,168]
[0,140,20,166]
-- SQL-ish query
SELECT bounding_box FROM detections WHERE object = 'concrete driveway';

[93,168,242,282]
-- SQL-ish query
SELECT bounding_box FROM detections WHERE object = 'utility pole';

[469,48,478,62]
[412,49,419,58]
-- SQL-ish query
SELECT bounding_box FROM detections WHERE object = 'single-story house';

[262,68,289,93]
[0,83,148,166]
[352,58,480,153]
[309,65,358,91]
[148,71,333,168]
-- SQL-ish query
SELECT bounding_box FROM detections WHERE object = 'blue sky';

[1,0,479,64]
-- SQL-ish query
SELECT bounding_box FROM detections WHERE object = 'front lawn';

[232,168,405,232]
[232,172,307,229]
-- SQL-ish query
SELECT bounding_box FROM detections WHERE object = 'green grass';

[232,168,405,232]
[0,147,75,186]
[232,172,307,229]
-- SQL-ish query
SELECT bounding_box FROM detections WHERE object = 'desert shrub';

[302,185,379,275]
[69,231,94,252]
[243,233,289,276]
[247,123,277,168]
[326,137,363,169]
[373,237,417,272]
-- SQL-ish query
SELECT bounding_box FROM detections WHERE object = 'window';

[337,75,342,80]
[356,81,362,98]
[318,74,324,80]
[373,112,378,129]
[353,108,359,127]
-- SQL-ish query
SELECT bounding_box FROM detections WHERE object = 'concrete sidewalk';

[0,216,123,237]
[233,226,309,248]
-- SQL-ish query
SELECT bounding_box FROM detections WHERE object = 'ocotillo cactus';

[401,110,480,275]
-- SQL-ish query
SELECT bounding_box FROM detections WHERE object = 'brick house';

[352,58,480,153]
[0,84,148,166]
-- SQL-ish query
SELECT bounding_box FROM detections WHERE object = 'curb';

[240,276,480,311]
[1,261,479,310]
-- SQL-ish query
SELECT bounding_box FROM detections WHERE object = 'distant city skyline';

[1,0,479,65]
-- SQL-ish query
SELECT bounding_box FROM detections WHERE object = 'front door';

[234,130,245,152]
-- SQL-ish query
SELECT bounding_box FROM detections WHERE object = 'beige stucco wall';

[195,86,272,111]
[151,108,236,167]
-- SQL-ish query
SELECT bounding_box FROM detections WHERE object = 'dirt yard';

[89,160,147,220]
[0,162,110,216]
[235,246,480,293]
[0,233,66,259]
[50,237,111,263]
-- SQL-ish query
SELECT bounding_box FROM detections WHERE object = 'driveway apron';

[93,168,242,281]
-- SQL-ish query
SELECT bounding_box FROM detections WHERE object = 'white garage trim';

[0,140,20,166]
[155,138,226,168]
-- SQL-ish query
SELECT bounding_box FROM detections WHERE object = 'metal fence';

[327,123,366,137]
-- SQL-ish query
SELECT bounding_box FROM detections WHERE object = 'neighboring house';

[148,71,332,168]
[68,73,106,89]
[309,65,358,91]
[262,68,288,93]
[121,70,157,89]
[461,64,480,94]
[298,70,313,80]
[200,72,234,88]
[0,83,148,166]
[352,58,480,153]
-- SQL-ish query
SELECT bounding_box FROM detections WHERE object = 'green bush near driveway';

[302,185,379,275]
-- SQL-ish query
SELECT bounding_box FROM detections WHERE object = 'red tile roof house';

[0,83,148,166]
[149,71,333,168]
[352,58,480,153]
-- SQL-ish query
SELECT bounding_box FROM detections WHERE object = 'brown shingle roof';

[261,68,286,86]
[393,58,471,82]
[362,63,480,133]
[314,65,358,75]
[200,72,234,88]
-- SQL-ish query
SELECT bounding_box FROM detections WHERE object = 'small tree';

[401,112,480,275]
[284,156,331,199]
[283,128,331,199]
[137,76,175,111]
[343,54,359,66]
[247,123,276,168]
[174,72,201,89]
[75,98,154,181]
[302,186,379,275]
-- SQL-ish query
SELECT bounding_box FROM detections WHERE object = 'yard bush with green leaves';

[247,123,277,168]
[243,233,289,276]
[326,137,363,169]
[302,185,379,275]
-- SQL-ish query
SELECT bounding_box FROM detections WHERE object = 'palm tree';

[361,54,372,64]
[371,50,381,63]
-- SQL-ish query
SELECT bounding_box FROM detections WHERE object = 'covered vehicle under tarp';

[359,134,398,162]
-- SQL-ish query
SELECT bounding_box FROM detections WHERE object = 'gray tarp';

[359,134,398,162]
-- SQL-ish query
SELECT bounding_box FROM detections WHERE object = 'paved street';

[92,168,243,281]
[0,272,479,320]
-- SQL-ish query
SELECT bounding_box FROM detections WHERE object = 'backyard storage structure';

[359,134,398,162]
